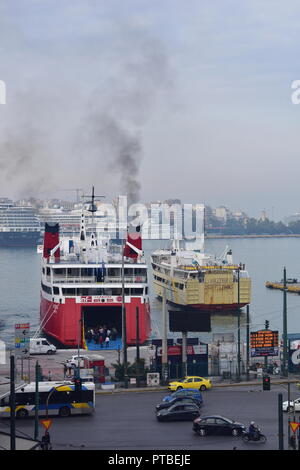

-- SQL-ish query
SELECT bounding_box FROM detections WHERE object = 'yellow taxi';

[168,376,212,392]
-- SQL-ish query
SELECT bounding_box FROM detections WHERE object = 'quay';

[265,281,300,294]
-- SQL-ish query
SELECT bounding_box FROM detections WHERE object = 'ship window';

[67,268,80,276]
[131,288,143,295]
[41,283,52,295]
[80,268,94,277]
[124,268,134,276]
[134,268,146,275]
[53,268,65,275]
[107,268,120,277]
[46,267,51,275]
[53,287,59,295]
[62,288,76,296]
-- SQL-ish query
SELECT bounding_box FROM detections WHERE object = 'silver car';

[282,398,300,412]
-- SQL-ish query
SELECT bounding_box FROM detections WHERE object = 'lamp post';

[282,267,288,378]
[121,239,128,389]
[237,267,241,381]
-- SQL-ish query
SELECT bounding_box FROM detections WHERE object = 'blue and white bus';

[0,381,95,418]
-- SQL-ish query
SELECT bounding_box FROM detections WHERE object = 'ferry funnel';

[43,222,60,260]
[124,224,142,258]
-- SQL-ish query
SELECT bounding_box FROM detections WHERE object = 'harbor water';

[1,237,300,348]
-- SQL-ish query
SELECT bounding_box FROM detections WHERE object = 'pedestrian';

[105,336,110,348]
[111,327,117,341]
[66,360,72,377]
[93,331,98,344]
[99,335,104,348]
[41,431,51,450]
[47,370,52,381]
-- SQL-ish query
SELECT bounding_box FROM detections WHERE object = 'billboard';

[169,310,211,332]
[250,329,279,357]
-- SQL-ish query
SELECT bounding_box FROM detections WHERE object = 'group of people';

[85,325,118,348]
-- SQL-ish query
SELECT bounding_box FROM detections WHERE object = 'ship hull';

[161,297,248,312]
[0,231,41,247]
[40,294,151,348]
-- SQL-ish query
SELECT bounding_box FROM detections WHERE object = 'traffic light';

[74,378,82,392]
[265,320,269,330]
[263,374,271,391]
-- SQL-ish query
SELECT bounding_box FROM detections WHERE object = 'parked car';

[162,389,203,405]
[168,376,212,392]
[193,415,246,436]
[68,355,90,368]
[156,396,202,411]
[30,338,56,355]
[156,402,201,422]
[282,398,300,412]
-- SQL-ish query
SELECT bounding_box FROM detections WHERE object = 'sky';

[0,0,300,220]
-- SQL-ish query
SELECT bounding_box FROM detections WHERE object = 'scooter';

[242,428,267,444]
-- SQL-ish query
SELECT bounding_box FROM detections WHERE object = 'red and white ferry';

[40,211,151,348]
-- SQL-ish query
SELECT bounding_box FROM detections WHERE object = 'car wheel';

[47,350,53,355]
[200,385,207,391]
[197,428,206,437]
[176,386,183,391]
[16,408,28,419]
[59,406,71,417]
[232,428,240,437]
[287,406,294,413]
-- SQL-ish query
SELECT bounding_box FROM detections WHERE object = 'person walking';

[105,335,110,348]
[99,334,104,348]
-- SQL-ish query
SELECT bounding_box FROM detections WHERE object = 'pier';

[265,280,300,294]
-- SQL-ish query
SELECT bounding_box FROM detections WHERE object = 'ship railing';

[50,275,148,284]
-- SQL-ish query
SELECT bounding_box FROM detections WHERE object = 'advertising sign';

[250,330,279,357]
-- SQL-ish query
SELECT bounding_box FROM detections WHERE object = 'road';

[1,382,299,451]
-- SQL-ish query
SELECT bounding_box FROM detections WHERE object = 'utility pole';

[182,331,187,377]
[121,241,128,388]
[10,354,16,451]
[246,305,250,381]
[162,288,168,384]
[34,361,40,440]
[282,267,288,377]
[237,268,241,381]
[278,393,284,450]
[136,306,140,387]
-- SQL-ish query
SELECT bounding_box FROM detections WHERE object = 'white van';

[30,338,56,355]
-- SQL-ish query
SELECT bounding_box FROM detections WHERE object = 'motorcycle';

[242,428,267,444]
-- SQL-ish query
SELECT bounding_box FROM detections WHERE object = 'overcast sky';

[0,0,299,220]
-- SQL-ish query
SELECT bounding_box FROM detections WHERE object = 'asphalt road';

[1,382,299,451]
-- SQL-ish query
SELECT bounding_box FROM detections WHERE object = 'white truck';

[30,338,57,355]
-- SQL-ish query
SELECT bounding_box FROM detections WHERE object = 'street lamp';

[237,267,241,381]
[121,239,128,389]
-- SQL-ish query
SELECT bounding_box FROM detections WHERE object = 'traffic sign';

[289,421,300,433]
[40,419,52,430]
[15,323,30,357]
